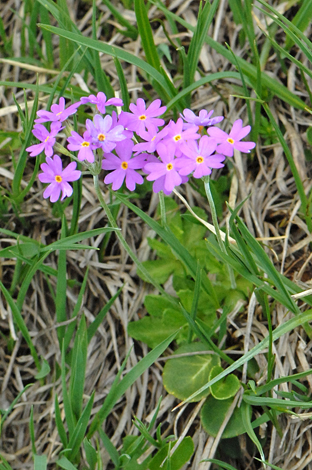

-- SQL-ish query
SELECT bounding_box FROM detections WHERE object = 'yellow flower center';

[166,163,173,171]
[174,135,181,142]
[44,136,50,143]
[55,175,62,183]
[151,136,156,141]
[121,161,128,170]
[139,114,147,121]
[196,156,204,164]
[227,137,234,144]
[82,141,90,147]
[198,125,204,134]
[98,134,106,141]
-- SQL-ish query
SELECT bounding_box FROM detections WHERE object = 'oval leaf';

[209,365,241,400]
[201,395,251,439]
[163,343,220,402]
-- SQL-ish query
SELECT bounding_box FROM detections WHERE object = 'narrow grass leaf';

[102,0,137,39]
[285,0,312,51]
[83,439,98,470]
[153,1,310,111]
[241,401,265,461]
[69,315,88,421]
[67,392,95,461]
[87,285,123,343]
[34,455,47,470]
[37,25,175,100]
[243,394,312,410]
[56,457,78,470]
[179,308,312,403]
[134,0,162,72]
[29,407,36,454]
[114,57,130,111]
[54,394,68,448]
[61,341,75,436]
[55,218,68,344]
[98,430,121,468]
[0,384,32,431]
[0,280,40,369]
[115,194,219,308]
[203,460,238,470]
[88,330,178,435]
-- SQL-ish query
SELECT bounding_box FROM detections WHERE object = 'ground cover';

[1,0,312,469]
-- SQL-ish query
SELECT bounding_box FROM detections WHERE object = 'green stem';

[93,176,175,302]
[204,177,236,289]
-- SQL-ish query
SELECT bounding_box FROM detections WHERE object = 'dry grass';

[1,0,312,468]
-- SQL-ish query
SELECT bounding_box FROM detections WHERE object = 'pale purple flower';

[112,111,133,139]
[80,92,123,113]
[181,109,224,130]
[102,140,146,191]
[26,121,63,157]
[122,98,167,137]
[86,114,126,152]
[133,125,168,154]
[67,130,96,163]
[178,136,225,178]
[208,119,256,157]
[35,97,80,123]
[144,143,183,195]
[38,155,81,202]
[162,118,200,152]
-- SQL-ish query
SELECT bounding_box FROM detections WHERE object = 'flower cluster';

[26,92,256,202]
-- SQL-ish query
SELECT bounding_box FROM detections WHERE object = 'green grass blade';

[61,341,76,435]
[179,308,312,403]
[98,430,121,468]
[87,285,123,343]
[56,456,78,470]
[285,0,312,51]
[153,0,310,111]
[134,0,162,72]
[115,194,219,308]
[114,57,130,111]
[69,315,88,420]
[34,455,48,470]
[241,401,265,461]
[67,392,95,460]
[54,394,68,447]
[37,24,175,101]
[0,280,40,370]
[88,330,178,436]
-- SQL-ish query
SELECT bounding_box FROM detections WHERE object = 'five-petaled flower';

[102,140,147,191]
[26,121,63,157]
[67,130,96,163]
[181,108,224,130]
[38,154,81,202]
[121,98,167,137]
[208,119,256,157]
[179,136,225,178]
[80,92,123,114]
[86,114,126,152]
[35,97,80,124]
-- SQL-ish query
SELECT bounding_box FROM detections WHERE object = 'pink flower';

[208,119,256,157]
[180,109,224,130]
[162,118,200,153]
[86,114,126,152]
[67,130,96,163]
[178,136,225,178]
[35,98,80,124]
[122,98,167,137]
[144,143,183,195]
[102,140,146,191]
[38,155,81,202]
[80,92,123,114]
[132,125,168,154]
[26,121,63,157]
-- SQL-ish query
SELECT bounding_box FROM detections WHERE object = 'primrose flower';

[80,92,123,114]
[38,154,81,202]
[102,140,146,191]
[35,97,80,124]
[122,98,167,137]
[133,124,169,154]
[181,109,224,130]
[144,142,183,195]
[179,136,225,178]
[26,121,63,157]
[208,119,256,157]
[67,130,96,163]
[86,114,126,152]
[162,118,200,153]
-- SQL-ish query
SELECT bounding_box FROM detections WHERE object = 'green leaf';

[34,358,51,380]
[134,0,162,72]
[209,366,241,400]
[34,455,47,470]
[83,439,97,470]
[201,396,251,438]
[163,343,220,402]
[128,308,187,349]
[149,437,194,470]
[285,0,312,51]
[56,456,78,470]
[69,315,88,420]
